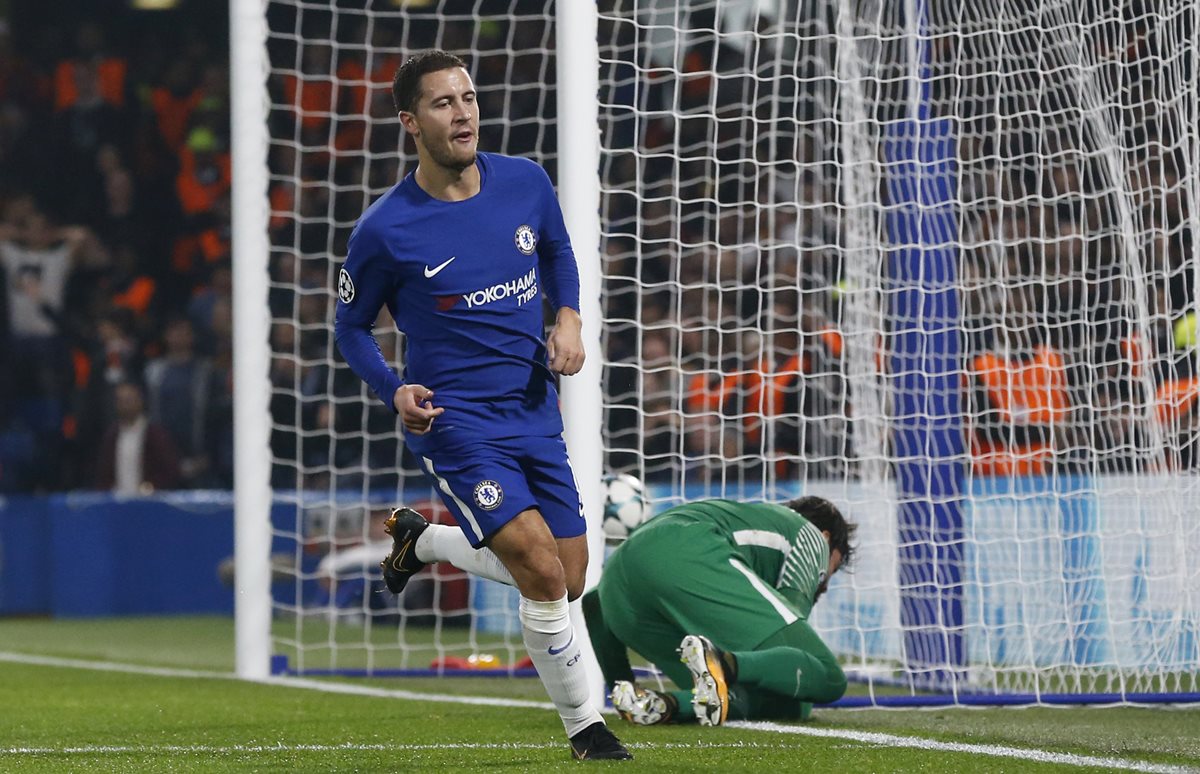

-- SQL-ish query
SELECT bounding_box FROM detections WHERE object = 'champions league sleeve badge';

[514,224,537,255]
[338,267,356,303]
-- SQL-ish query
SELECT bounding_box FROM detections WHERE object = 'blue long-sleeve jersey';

[334,152,580,454]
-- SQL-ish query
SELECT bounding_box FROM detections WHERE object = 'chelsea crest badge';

[514,224,537,255]
[473,480,504,511]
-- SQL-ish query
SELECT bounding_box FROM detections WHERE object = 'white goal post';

[232,0,1200,705]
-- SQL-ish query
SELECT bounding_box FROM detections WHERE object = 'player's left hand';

[547,308,585,375]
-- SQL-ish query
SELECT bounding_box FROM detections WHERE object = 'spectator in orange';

[53,23,126,112]
[967,300,1079,476]
[176,127,231,216]
[685,330,773,449]
[50,60,127,225]
[1155,363,1200,470]
[280,43,336,145]
[768,305,848,479]
[148,60,204,153]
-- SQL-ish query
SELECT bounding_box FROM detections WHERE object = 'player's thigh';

[486,507,567,599]
[756,618,847,702]
[757,618,842,677]
[517,434,587,540]
[628,523,802,652]
[418,443,539,547]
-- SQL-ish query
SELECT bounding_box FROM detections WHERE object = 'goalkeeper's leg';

[730,619,847,704]
[677,620,845,723]
[600,529,842,722]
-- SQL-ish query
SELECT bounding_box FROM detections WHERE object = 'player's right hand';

[394,384,445,435]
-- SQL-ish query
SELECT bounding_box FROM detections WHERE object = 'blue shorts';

[416,435,586,548]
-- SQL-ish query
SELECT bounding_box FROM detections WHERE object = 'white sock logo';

[548,632,574,656]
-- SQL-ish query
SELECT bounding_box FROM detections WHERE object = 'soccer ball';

[602,473,651,543]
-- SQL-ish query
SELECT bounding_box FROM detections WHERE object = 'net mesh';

[261,0,1200,700]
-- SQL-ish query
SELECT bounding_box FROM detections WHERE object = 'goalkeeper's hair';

[785,496,856,568]
[392,49,469,114]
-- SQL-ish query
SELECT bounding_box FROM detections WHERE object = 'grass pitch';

[1,617,1198,772]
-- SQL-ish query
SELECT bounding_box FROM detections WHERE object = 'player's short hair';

[785,496,856,568]
[392,50,468,114]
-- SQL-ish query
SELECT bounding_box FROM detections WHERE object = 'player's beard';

[428,139,477,173]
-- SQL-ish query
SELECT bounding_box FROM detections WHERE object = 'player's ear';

[398,110,419,136]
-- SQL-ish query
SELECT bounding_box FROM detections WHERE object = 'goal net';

[253,0,1200,703]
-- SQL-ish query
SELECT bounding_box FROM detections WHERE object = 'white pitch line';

[3,743,562,755]
[0,651,554,710]
[258,673,555,709]
[2,651,1195,772]
[733,721,1199,774]
[4,741,797,755]
[0,651,229,680]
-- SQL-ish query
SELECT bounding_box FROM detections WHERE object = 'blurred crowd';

[0,12,236,493]
[598,1,1200,483]
[0,5,559,495]
[0,2,1195,495]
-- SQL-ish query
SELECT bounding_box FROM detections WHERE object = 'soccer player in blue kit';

[334,51,631,761]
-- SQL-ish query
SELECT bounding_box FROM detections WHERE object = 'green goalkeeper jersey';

[634,499,831,619]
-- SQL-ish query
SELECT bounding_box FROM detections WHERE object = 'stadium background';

[0,0,1189,499]
[0,2,1197,770]
[0,0,1196,699]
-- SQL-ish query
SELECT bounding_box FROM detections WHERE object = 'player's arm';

[533,166,584,376]
[581,588,636,687]
[770,555,815,619]
[780,582,815,620]
[546,307,583,376]
[333,223,405,413]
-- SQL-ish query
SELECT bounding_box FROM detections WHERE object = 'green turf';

[1,616,1198,772]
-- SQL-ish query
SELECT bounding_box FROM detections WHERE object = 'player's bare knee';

[564,557,587,600]
[556,536,588,601]
[504,545,566,599]
[505,539,557,572]
[526,554,565,588]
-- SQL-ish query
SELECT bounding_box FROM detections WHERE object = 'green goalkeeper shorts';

[597,519,801,689]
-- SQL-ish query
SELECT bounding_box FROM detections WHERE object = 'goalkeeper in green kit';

[581,496,854,726]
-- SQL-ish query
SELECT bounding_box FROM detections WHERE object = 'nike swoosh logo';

[424,256,457,278]
[548,633,575,656]
[390,542,411,572]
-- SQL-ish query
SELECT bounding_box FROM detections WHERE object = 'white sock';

[414,524,515,586]
[519,594,603,737]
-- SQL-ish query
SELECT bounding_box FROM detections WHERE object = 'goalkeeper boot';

[568,720,633,761]
[611,681,674,725]
[380,507,428,594]
[679,634,730,727]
